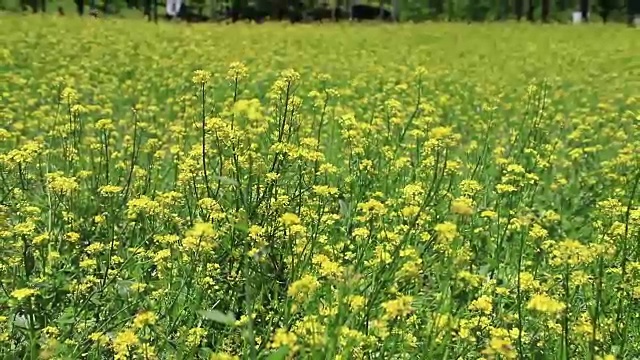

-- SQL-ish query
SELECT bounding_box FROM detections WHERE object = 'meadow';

[1,15,640,360]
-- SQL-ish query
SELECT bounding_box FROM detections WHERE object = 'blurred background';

[0,0,638,26]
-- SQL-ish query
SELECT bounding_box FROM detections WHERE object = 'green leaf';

[213,176,239,187]
[56,307,77,325]
[13,314,30,330]
[198,309,236,325]
[234,209,249,232]
[338,198,350,218]
[266,346,290,360]
[116,280,134,297]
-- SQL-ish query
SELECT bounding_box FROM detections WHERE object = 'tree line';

[402,0,638,23]
[2,0,638,25]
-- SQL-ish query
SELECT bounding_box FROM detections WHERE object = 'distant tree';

[555,0,569,13]
[498,0,509,19]
[598,0,611,22]
[153,0,158,21]
[580,0,588,20]
[427,0,442,18]
[542,0,550,21]
[446,0,455,20]
[515,0,524,20]
[76,0,85,14]
[392,0,400,20]
[526,0,535,21]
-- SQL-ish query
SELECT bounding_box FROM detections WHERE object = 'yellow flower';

[402,183,424,203]
[126,196,163,219]
[280,212,301,227]
[133,311,158,329]
[42,326,60,338]
[93,214,106,224]
[280,68,300,83]
[357,199,387,217]
[65,231,80,243]
[381,295,414,320]
[11,287,38,301]
[46,172,80,196]
[186,221,217,238]
[226,61,249,81]
[347,295,366,311]
[429,126,453,141]
[469,295,493,315]
[459,179,483,195]
[312,254,343,279]
[482,336,517,359]
[287,274,320,302]
[527,293,566,314]
[291,315,326,347]
[596,355,616,360]
[550,239,595,267]
[312,185,339,197]
[496,183,518,194]
[88,332,110,346]
[186,327,207,348]
[434,222,457,243]
[130,282,148,293]
[270,328,298,350]
[98,185,123,196]
[79,258,97,269]
[210,353,240,360]
[137,343,157,359]
[480,210,498,219]
[192,70,212,84]
[401,205,421,218]
[451,196,474,216]
[95,119,115,131]
[112,329,139,359]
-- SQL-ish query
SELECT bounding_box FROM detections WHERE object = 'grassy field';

[1,15,640,360]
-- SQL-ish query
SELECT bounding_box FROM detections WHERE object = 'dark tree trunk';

[628,0,638,26]
[515,0,524,19]
[434,0,443,15]
[153,0,158,22]
[41,0,46,12]
[580,0,588,21]
[541,0,549,21]
[599,0,610,22]
[76,0,84,14]
[527,0,535,21]
[211,0,222,19]
[556,0,567,11]
[144,0,151,19]
[30,0,38,12]
[500,0,510,20]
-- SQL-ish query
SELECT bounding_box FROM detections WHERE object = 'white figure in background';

[166,0,183,17]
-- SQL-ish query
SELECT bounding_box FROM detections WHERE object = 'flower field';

[1,15,640,359]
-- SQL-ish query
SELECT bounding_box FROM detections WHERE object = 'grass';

[0,14,639,360]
